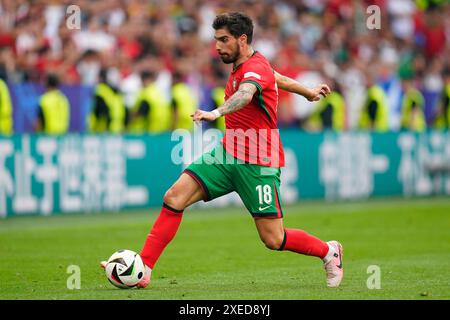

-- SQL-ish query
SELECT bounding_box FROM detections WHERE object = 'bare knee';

[260,233,285,250]
[163,173,205,210]
[163,186,186,210]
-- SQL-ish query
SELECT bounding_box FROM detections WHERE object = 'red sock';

[140,203,183,269]
[281,228,329,259]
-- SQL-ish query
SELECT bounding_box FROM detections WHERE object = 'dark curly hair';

[212,12,254,44]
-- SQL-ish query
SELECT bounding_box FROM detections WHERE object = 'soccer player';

[102,12,343,288]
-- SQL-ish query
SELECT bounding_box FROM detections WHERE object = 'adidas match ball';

[105,249,146,289]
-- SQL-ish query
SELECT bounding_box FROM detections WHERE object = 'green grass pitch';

[0,197,449,300]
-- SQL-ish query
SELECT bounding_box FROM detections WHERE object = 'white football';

[105,249,146,289]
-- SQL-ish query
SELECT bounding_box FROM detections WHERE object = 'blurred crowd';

[0,0,449,135]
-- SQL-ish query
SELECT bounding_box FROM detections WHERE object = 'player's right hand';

[191,110,217,122]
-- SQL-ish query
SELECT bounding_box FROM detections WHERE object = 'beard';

[219,44,240,64]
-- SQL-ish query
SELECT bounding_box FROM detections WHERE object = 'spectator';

[171,71,197,131]
[0,76,13,135]
[128,70,171,133]
[87,69,125,133]
[307,78,346,131]
[0,0,447,133]
[400,75,426,132]
[35,73,70,134]
[76,49,101,86]
[434,67,450,129]
[358,72,390,132]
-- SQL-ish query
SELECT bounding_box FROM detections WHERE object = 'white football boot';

[323,240,344,288]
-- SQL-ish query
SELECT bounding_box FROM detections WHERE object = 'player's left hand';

[191,110,217,123]
[307,84,331,102]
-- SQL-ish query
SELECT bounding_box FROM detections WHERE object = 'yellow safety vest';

[89,83,125,133]
[172,83,197,130]
[400,88,426,132]
[39,89,70,134]
[434,84,450,129]
[212,86,226,131]
[0,79,13,135]
[308,91,345,131]
[359,85,389,131]
[129,83,171,133]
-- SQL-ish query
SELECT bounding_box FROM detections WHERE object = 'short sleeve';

[240,61,271,92]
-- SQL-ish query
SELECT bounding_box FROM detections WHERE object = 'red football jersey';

[222,51,285,167]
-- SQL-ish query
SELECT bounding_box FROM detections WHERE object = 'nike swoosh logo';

[258,205,271,211]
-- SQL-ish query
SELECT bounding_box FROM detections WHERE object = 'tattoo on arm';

[217,83,257,116]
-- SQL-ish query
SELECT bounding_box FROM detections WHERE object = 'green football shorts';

[184,144,283,218]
